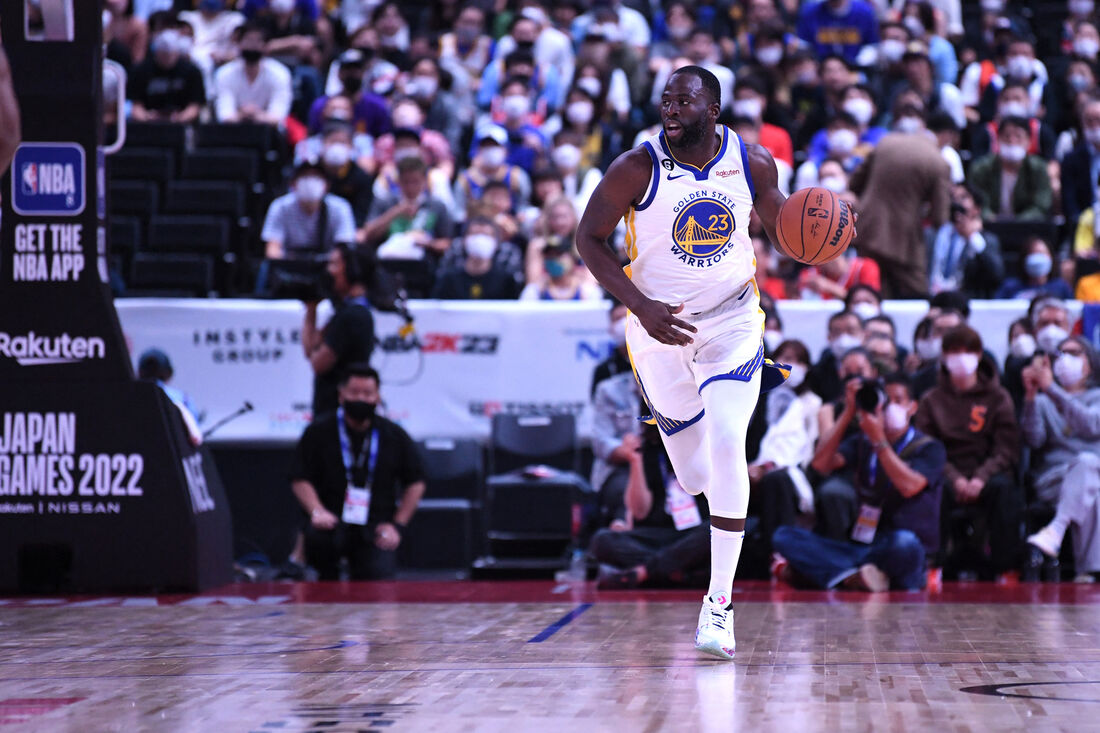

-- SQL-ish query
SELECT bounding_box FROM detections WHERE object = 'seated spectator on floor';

[1023,337,1100,580]
[928,195,1005,298]
[994,236,1073,300]
[1072,172,1100,260]
[816,346,879,455]
[915,325,1022,579]
[397,56,468,155]
[865,333,899,378]
[431,219,522,300]
[589,369,643,536]
[864,312,909,365]
[732,115,793,194]
[318,122,373,227]
[797,249,882,301]
[362,156,453,260]
[969,116,1053,222]
[592,424,710,590]
[454,126,532,223]
[775,374,945,591]
[260,161,356,261]
[845,284,883,323]
[910,306,964,398]
[290,364,425,580]
[927,112,965,185]
[807,310,865,403]
[520,240,603,301]
[592,299,632,397]
[127,27,206,122]
[905,315,936,376]
[213,23,291,125]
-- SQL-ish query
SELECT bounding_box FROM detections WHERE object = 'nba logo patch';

[11,142,85,216]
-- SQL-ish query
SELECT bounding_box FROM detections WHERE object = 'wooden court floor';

[2,581,1100,732]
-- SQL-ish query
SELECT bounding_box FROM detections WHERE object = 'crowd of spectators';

[107,1,1100,583]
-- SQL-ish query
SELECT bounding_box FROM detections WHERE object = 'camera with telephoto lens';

[267,255,330,301]
[856,378,887,412]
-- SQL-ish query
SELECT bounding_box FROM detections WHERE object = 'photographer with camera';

[773,375,946,591]
[914,325,1022,580]
[302,244,376,418]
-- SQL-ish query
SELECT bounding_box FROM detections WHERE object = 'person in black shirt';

[303,244,376,417]
[290,364,425,580]
[590,299,632,398]
[591,424,711,589]
[431,219,521,300]
[127,28,205,123]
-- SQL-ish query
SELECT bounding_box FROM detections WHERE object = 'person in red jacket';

[914,325,1023,579]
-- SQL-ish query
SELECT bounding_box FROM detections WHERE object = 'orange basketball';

[774,187,855,266]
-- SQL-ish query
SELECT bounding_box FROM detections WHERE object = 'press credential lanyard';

[338,408,379,526]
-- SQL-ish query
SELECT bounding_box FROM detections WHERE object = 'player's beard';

[668,117,707,150]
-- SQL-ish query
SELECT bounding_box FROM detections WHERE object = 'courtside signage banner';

[11,142,85,216]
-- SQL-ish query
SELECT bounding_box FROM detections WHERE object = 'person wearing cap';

[307,48,391,137]
[213,22,292,125]
[454,125,531,222]
[520,239,603,301]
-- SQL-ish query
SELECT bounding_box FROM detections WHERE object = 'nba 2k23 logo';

[670,194,736,267]
[11,143,85,217]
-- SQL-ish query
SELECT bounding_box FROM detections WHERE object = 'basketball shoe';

[694,590,735,660]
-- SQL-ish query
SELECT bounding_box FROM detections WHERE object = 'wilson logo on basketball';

[715,169,740,178]
[826,202,851,248]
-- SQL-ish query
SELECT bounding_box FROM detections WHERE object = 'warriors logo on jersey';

[671,193,737,267]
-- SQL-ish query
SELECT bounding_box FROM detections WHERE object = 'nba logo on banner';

[11,143,85,216]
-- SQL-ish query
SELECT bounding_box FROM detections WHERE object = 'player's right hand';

[635,299,697,346]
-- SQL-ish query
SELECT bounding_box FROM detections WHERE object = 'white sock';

[1047,513,1070,540]
[706,525,744,606]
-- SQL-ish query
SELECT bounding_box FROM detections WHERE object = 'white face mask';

[394,146,419,161]
[1037,324,1069,354]
[763,329,785,353]
[1071,0,1095,16]
[551,144,582,171]
[733,97,763,120]
[1006,55,1033,80]
[830,332,863,358]
[903,15,925,38]
[270,0,295,14]
[880,39,906,63]
[322,142,351,168]
[944,352,980,379]
[785,363,807,389]
[406,76,439,99]
[999,100,1029,119]
[465,233,497,259]
[757,45,783,67]
[392,106,423,129]
[609,317,627,347]
[480,145,506,168]
[827,128,858,154]
[576,77,602,98]
[981,0,1004,11]
[842,97,874,126]
[819,175,847,193]
[566,100,594,126]
[1054,353,1087,387]
[501,94,530,119]
[895,116,923,134]
[915,337,941,361]
[1010,333,1037,359]
[295,176,326,204]
[851,302,880,321]
[1075,38,1100,59]
[884,402,911,432]
[1025,252,1052,278]
[999,144,1027,163]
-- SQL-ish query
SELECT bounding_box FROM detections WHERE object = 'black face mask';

[241,48,263,64]
[341,75,364,94]
[516,40,535,51]
[343,400,376,422]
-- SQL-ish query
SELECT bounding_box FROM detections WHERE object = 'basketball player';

[577,67,792,660]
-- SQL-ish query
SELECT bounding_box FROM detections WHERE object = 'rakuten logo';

[0,331,106,365]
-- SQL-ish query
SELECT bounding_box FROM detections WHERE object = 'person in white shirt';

[179,0,244,71]
[214,23,292,126]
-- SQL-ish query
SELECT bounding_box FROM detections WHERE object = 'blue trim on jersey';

[738,135,756,201]
[635,141,661,211]
[635,372,706,436]
[658,126,730,182]
[697,344,765,392]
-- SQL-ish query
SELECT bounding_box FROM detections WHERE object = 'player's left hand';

[375,522,402,551]
[634,299,697,346]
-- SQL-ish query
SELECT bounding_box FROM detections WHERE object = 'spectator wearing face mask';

[370,128,455,215]
[1030,298,1076,356]
[592,300,632,398]
[754,236,790,302]
[398,57,467,154]
[372,99,455,182]
[1022,337,1100,581]
[479,48,562,118]
[438,4,492,95]
[543,86,617,174]
[213,23,291,125]
[994,237,1072,300]
[431,219,523,300]
[526,196,587,287]
[794,113,865,190]
[362,156,453,260]
[927,196,1005,298]
[454,126,531,223]
[807,310,866,404]
[805,84,886,168]
[127,28,206,122]
[915,325,1022,580]
[731,76,793,167]
[520,240,603,301]
[1062,97,1100,226]
[317,123,373,226]
[179,0,245,71]
[545,131,602,214]
[977,36,1049,125]
[257,162,357,290]
[1003,317,1037,410]
[307,49,391,137]
[969,81,1056,161]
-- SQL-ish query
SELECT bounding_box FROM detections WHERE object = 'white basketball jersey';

[625,126,757,312]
